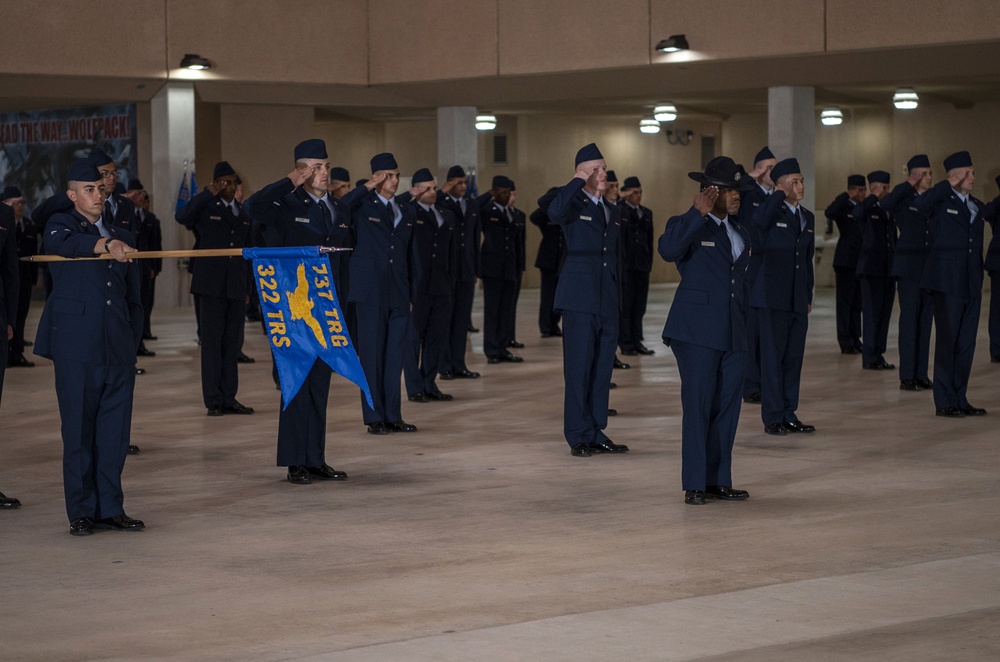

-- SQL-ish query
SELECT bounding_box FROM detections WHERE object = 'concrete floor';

[2,285,999,661]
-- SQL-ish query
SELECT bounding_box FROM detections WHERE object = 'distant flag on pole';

[189,163,198,197]
[243,246,373,410]
[175,160,190,214]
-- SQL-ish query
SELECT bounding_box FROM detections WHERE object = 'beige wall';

[218,104,315,193]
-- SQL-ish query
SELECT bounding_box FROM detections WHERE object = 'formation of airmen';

[1,138,998,527]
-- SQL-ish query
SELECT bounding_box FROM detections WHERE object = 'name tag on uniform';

[210,215,222,220]
[701,241,715,247]
[368,216,380,223]
[776,222,788,228]
[752,202,760,207]
[909,206,919,212]
[581,215,592,221]
[870,215,878,219]
[295,217,311,223]
[947,208,959,215]
[806,229,814,233]
[416,220,425,225]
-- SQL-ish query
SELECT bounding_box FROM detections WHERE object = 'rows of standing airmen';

[1,140,999,529]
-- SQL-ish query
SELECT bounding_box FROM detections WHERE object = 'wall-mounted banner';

[244,246,373,410]
[0,103,138,213]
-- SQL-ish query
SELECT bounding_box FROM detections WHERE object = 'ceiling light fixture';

[640,118,661,134]
[655,35,689,53]
[893,88,919,110]
[820,107,844,126]
[653,104,677,122]
[475,114,497,131]
[180,53,212,70]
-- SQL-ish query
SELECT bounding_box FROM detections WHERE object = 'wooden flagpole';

[22,247,353,262]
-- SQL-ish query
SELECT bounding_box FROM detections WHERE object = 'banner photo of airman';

[244,246,373,409]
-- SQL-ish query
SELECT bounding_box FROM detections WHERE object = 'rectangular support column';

[768,86,815,212]
[437,107,478,182]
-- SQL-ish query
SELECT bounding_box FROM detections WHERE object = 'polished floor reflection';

[2,285,999,661]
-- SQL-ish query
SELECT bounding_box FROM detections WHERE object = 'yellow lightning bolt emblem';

[286,262,327,348]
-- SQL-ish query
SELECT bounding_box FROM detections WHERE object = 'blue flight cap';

[574,143,604,166]
[622,176,641,189]
[411,168,434,185]
[114,182,126,195]
[294,139,328,161]
[67,158,102,183]
[330,167,350,182]
[606,170,618,183]
[87,148,114,167]
[127,179,144,191]
[847,174,866,187]
[491,175,513,190]
[447,165,466,180]
[213,161,236,180]
[509,180,516,191]
[769,158,801,183]
[906,154,930,170]
[370,152,398,173]
[1,185,22,200]
[943,151,972,171]
[867,170,891,185]
[753,146,775,164]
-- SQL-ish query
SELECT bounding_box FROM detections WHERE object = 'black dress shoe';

[550,329,562,337]
[386,420,417,433]
[500,351,523,363]
[877,358,896,370]
[306,464,347,481]
[487,356,501,364]
[607,408,618,416]
[840,347,860,355]
[287,466,312,484]
[614,358,631,369]
[142,334,158,341]
[508,340,524,349]
[960,405,987,416]
[783,419,816,433]
[439,371,455,380]
[0,492,21,509]
[764,423,787,436]
[7,353,34,367]
[95,514,145,531]
[743,391,761,404]
[468,325,479,333]
[589,439,629,453]
[916,378,933,389]
[684,490,707,505]
[609,382,618,389]
[621,349,639,356]
[223,403,255,415]
[127,444,141,455]
[899,380,921,391]
[237,352,256,364]
[636,344,655,355]
[70,517,94,536]
[454,369,480,379]
[862,362,881,370]
[705,485,750,500]
[136,346,156,357]
[23,340,32,347]
[367,421,390,435]
[935,407,965,418]
[134,367,146,375]
[571,443,592,457]
[408,392,430,403]
[993,356,1000,363]
[207,407,225,417]
[426,391,453,401]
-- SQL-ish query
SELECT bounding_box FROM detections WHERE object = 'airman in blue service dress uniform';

[402,168,455,403]
[855,171,897,371]
[618,176,655,356]
[2,186,37,368]
[246,139,350,484]
[176,161,255,417]
[0,199,22,509]
[34,159,145,535]
[750,158,816,436]
[479,176,522,364]
[738,146,777,404]
[981,175,1000,363]
[825,174,867,355]
[506,182,527,350]
[882,155,934,390]
[340,152,418,435]
[437,166,481,380]
[915,151,987,418]
[547,143,628,457]
[660,157,754,505]
[530,186,565,337]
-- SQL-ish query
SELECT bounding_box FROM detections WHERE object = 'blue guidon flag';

[243,246,373,410]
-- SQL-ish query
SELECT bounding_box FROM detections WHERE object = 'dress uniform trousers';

[538,269,561,335]
[445,279,476,372]
[860,276,895,365]
[276,359,332,467]
[357,302,408,424]
[482,276,516,358]
[758,308,808,427]
[404,294,452,396]
[931,293,980,410]
[561,310,617,446]
[834,266,863,352]
[199,294,244,409]
[896,277,933,381]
